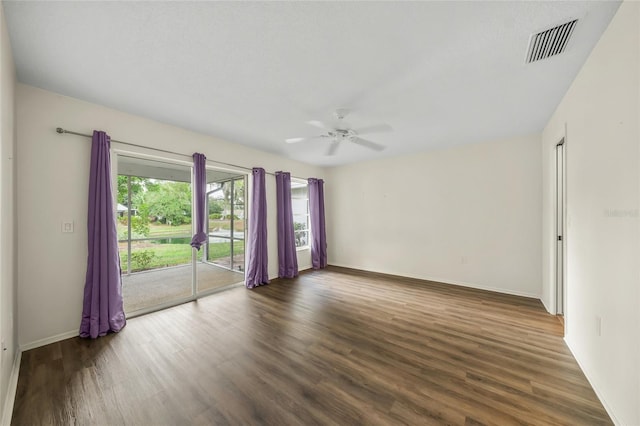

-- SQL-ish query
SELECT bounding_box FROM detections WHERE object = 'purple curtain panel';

[190,153,207,250]
[245,167,270,288]
[275,171,299,278]
[308,178,327,269]
[79,131,126,338]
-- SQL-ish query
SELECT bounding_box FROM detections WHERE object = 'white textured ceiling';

[3,1,620,166]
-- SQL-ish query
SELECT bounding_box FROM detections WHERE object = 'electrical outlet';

[461,256,468,265]
[62,221,74,233]
[595,316,602,336]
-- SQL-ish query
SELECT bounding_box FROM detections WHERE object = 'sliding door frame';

[111,148,249,318]
[112,149,196,318]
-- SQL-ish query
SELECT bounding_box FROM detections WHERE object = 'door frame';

[112,149,196,318]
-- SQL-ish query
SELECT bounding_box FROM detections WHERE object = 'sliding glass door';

[116,154,245,316]
[116,154,247,315]
[117,156,194,314]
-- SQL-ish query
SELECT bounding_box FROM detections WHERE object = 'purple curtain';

[190,153,207,250]
[276,171,298,278]
[79,131,126,338]
[308,178,327,269]
[246,168,270,288]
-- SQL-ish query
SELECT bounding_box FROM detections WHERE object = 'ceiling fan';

[285,109,391,156]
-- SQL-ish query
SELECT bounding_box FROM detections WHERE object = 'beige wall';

[0,2,18,422]
[326,134,542,298]
[16,84,324,349]
[542,2,640,424]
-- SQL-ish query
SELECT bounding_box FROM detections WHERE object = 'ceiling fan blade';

[285,137,306,144]
[307,120,330,130]
[285,135,326,144]
[352,137,385,152]
[326,140,340,156]
[354,123,393,135]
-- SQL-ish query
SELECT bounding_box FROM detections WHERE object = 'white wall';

[541,2,639,424]
[0,2,18,422]
[16,84,324,349]
[326,134,542,298]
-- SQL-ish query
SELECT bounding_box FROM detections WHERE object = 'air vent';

[526,19,578,63]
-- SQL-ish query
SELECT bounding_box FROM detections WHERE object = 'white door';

[555,141,565,316]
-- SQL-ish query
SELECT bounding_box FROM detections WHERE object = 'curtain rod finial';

[56,127,64,134]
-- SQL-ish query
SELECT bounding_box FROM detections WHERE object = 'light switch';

[62,221,74,233]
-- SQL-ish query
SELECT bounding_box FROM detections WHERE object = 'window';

[291,181,309,248]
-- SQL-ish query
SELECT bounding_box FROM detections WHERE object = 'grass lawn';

[148,223,192,237]
[118,221,244,240]
[120,240,245,272]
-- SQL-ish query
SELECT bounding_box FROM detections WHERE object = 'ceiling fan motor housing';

[329,128,357,142]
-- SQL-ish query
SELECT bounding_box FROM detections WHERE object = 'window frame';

[290,179,310,250]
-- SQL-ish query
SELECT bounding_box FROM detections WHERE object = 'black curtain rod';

[56,127,308,180]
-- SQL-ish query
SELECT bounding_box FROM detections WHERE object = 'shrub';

[131,250,155,271]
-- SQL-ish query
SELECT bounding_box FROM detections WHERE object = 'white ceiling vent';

[526,19,578,63]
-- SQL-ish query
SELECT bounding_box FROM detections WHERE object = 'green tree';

[131,203,150,236]
[209,199,224,215]
[234,179,245,207]
[117,176,150,207]
[146,181,192,225]
[219,179,244,219]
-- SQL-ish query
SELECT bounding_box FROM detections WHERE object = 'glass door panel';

[208,180,233,269]
[117,156,193,314]
[198,172,246,294]
[231,176,246,272]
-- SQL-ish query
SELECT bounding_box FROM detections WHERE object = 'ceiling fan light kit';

[334,108,350,120]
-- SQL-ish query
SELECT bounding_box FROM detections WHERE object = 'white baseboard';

[268,265,313,282]
[1,350,21,426]
[564,339,620,425]
[431,276,540,299]
[442,279,540,300]
[328,263,541,299]
[540,296,553,314]
[20,329,78,352]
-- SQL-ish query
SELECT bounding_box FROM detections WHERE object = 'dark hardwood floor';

[12,267,611,425]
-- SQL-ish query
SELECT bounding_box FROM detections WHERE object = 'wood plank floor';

[12,267,611,425]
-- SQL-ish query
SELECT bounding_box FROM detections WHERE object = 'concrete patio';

[122,262,243,313]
